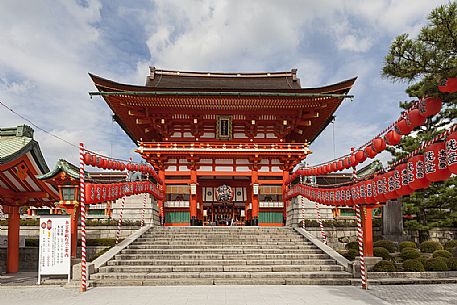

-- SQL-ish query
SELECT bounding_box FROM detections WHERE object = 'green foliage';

[453,247,457,257]
[444,240,457,251]
[382,2,457,242]
[400,248,421,260]
[399,241,417,252]
[373,260,396,272]
[374,240,398,253]
[420,240,444,253]
[447,257,457,271]
[418,256,428,266]
[425,257,449,271]
[374,247,391,260]
[345,241,359,251]
[402,259,425,272]
[433,250,453,259]
[343,249,358,261]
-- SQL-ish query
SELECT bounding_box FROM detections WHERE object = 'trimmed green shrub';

[400,248,421,260]
[425,257,449,271]
[343,249,358,261]
[419,240,443,253]
[453,247,457,257]
[373,240,397,253]
[373,247,391,260]
[399,241,416,252]
[444,240,457,251]
[418,256,428,266]
[345,242,359,251]
[433,250,453,259]
[447,257,457,271]
[402,259,425,272]
[373,260,396,272]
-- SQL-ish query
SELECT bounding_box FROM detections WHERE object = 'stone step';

[107,258,338,266]
[114,253,330,260]
[91,271,351,280]
[134,240,305,245]
[121,249,322,255]
[127,244,315,250]
[91,278,351,286]
[99,264,344,273]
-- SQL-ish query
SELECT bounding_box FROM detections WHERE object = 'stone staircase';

[91,226,352,286]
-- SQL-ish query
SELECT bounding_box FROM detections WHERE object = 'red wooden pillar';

[158,168,166,225]
[362,206,374,256]
[6,206,20,273]
[60,204,79,258]
[251,169,259,226]
[282,170,289,225]
[190,168,198,226]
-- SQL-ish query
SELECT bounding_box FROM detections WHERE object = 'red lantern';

[395,118,414,135]
[350,155,358,168]
[84,153,91,165]
[384,130,402,146]
[337,160,344,171]
[418,97,442,118]
[407,109,426,128]
[364,180,376,204]
[364,145,377,159]
[85,183,94,204]
[408,155,431,190]
[326,164,332,173]
[384,171,398,200]
[357,182,366,204]
[107,160,113,169]
[374,174,387,203]
[446,131,457,174]
[102,158,109,169]
[343,157,352,169]
[424,142,451,182]
[331,162,338,172]
[396,163,413,197]
[126,163,133,171]
[95,156,102,168]
[120,162,126,171]
[355,150,367,163]
[372,138,386,153]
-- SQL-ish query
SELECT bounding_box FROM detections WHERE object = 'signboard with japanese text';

[38,215,71,283]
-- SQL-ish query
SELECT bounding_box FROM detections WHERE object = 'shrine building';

[89,68,356,226]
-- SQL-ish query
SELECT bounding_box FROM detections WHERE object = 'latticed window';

[61,187,76,201]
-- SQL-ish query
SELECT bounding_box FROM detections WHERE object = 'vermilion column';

[60,204,79,258]
[362,206,374,256]
[282,170,290,225]
[7,206,20,273]
[251,170,259,226]
[158,169,166,225]
[190,169,197,226]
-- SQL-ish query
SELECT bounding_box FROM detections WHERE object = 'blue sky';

[0,0,449,169]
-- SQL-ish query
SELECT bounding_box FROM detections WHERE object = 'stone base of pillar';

[190,216,197,226]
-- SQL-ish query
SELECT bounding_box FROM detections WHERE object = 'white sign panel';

[38,215,71,283]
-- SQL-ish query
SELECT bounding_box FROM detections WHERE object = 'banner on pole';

[38,215,71,283]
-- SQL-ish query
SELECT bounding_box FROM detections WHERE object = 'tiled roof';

[37,159,80,180]
[146,67,302,90]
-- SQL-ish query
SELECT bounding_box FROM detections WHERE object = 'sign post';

[37,215,71,284]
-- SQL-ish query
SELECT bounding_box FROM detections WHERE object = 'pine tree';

[382,3,457,241]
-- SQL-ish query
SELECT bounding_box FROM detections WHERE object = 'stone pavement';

[0,283,456,304]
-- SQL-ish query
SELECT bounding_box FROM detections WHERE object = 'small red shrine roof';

[0,125,59,207]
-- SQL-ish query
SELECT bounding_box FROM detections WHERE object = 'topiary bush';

[374,240,397,253]
[425,257,449,271]
[419,240,443,253]
[399,241,417,252]
[343,249,358,261]
[402,259,425,272]
[433,250,453,259]
[373,260,396,272]
[345,241,359,251]
[444,240,457,251]
[373,247,391,260]
[400,248,421,260]
[418,256,428,266]
[447,257,457,271]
